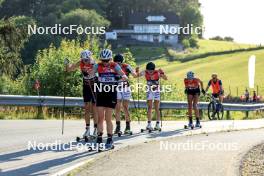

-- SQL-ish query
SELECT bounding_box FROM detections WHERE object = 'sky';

[199,0,264,44]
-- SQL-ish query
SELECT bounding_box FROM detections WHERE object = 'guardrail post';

[245,111,249,119]
[199,109,203,119]
[226,111,231,120]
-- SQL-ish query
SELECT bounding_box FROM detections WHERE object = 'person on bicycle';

[113,54,138,134]
[137,62,167,131]
[184,71,205,127]
[66,50,98,138]
[205,73,224,104]
[90,49,128,148]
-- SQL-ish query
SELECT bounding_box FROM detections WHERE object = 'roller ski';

[141,122,161,133]
[76,127,97,142]
[150,122,162,133]
[184,121,202,130]
[114,125,122,137]
[118,127,133,137]
[97,137,115,152]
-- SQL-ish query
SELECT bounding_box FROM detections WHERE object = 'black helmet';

[113,54,124,63]
[146,62,155,70]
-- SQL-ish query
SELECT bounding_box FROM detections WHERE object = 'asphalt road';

[0,119,264,176]
[77,128,264,176]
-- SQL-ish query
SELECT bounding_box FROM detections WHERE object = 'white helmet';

[100,49,112,61]
[187,71,194,79]
[80,50,92,60]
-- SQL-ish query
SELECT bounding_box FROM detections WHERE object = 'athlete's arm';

[219,80,223,93]
[199,79,206,94]
[66,61,81,72]
[126,65,138,78]
[159,69,168,80]
[205,80,211,92]
[115,64,128,81]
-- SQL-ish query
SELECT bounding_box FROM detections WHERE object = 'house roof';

[128,12,180,25]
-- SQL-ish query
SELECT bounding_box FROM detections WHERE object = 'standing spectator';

[245,89,250,102]
[252,91,257,102]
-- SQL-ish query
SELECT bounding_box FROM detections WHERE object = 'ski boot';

[123,126,133,136]
[154,122,162,132]
[104,137,114,151]
[76,127,90,142]
[184,122,194,129]
[195,120,202,128]
[114,125,121,134]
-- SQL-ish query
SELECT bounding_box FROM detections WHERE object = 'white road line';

[50,158,94,176]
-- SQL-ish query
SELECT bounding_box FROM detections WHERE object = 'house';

[106,12,180,45]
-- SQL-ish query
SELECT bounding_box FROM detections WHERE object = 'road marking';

[50,158,94,176]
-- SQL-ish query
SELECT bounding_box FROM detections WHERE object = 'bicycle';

[206,94,224,120]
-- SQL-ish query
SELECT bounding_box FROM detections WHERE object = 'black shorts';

[212,93,223,98]
[96,84,117,109]
[83,83,96,103]
[186,88,200,96]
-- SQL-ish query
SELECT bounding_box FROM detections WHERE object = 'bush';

[182,39,190,49]
[189,37,199,48]
[28,37,101,96]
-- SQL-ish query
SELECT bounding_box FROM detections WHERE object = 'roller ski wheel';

[124,130,133,135]
[195,124,202,129]
[117,131,122,137]
[76,135,96,142]
[184,124,194,130]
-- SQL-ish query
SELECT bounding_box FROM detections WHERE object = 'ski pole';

[62,58,69,135]
[159,80,163,127]
[137,69,140,124]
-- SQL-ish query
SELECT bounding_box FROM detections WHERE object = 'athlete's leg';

[114,100,122,133]
[122,100,130,122]
[105,107,114,146]
[122,100,131,131]
[105,107,114,134]
[187,94,194,124]
[147,100,153,122]
[84,102,91,126]
[154,100,160,121]
[219,94,224,104]
[193,94,200,120]
[92,103,98,135]
[97,106,105,133]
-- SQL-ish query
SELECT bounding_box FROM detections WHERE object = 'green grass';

[168,39,257,60]
[138,49,264,99]
[113,46,166,64]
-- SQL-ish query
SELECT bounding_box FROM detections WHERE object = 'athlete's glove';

[184,88,187,94]
[135,67,139,73]
[159,69,164,75]
[202,89,206,95]
[64,58,69,65]
[82,71,89,77]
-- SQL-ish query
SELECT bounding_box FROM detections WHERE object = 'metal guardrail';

[0,95,264,111]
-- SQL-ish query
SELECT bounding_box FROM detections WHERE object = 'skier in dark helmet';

[113,54,138,135]
[137,62,167,131]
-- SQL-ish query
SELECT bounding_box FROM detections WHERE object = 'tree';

[60,9,110,39]
[0,16,35,77]
[28,37,101,96]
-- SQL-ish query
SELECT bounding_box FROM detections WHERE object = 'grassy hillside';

[114,39,257,62]
[138,49,264,100]
[168,39,257,59]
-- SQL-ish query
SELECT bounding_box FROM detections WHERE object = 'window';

[146,16,166,22]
